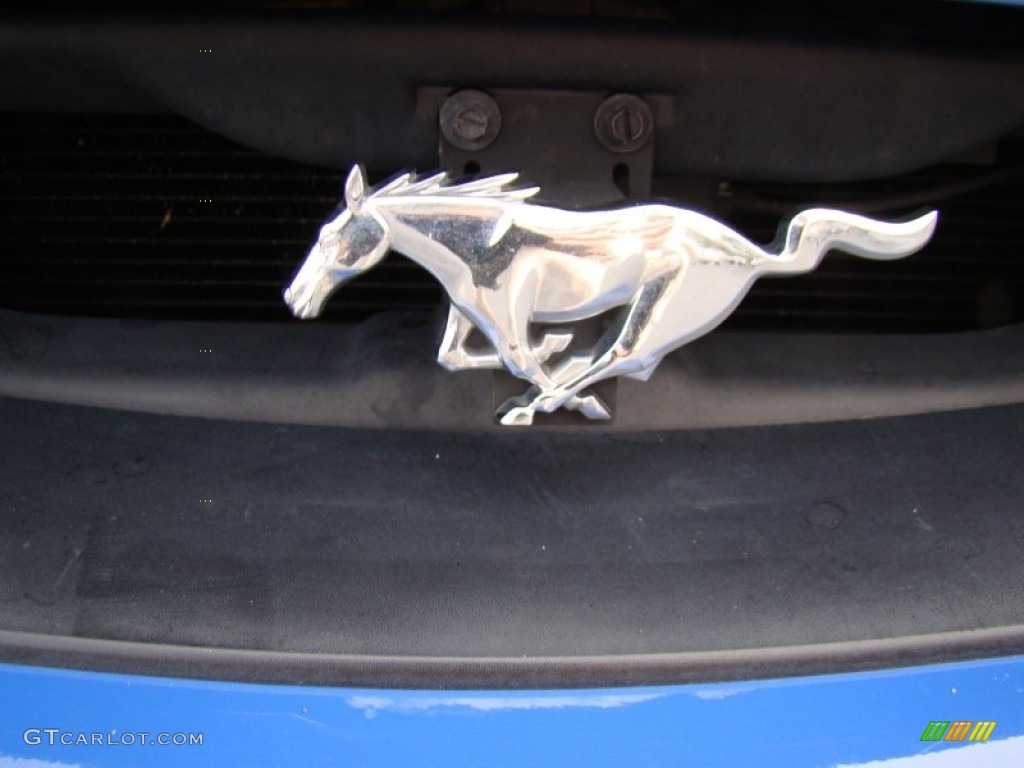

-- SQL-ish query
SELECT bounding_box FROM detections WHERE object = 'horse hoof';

[573,394,612,420]
[496,393,538,426]
[498,407,535,426]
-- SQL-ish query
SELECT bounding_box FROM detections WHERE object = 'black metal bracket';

[419,87,673,208]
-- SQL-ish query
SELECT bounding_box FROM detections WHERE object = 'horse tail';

[767,208,937,273]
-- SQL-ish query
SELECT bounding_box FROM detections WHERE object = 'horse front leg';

[439,304,576,372]
[488,276,584,424]
[498,380,612,425]
[438,301,595,425]
[437,304,502,371]
[519,277,670,419]
[494,325,560,426]
[496,335,616,426]
[476,270,605,425]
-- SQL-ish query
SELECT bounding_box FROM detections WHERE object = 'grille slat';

[1,112,1022,331]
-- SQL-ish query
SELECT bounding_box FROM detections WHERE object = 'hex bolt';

[440,90,502,151]
[594,94,654,154]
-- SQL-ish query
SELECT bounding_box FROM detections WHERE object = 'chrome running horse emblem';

[284,166,937,425]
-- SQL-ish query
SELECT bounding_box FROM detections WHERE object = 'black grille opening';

[1,112,1021,332]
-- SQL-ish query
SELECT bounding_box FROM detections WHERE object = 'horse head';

[284,165,391,319]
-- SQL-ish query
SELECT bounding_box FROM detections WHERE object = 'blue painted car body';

[2,656,1022,767]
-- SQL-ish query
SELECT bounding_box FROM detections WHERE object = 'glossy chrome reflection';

[284,166,937,425]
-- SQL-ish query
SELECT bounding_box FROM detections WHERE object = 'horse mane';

[369,171,540,203]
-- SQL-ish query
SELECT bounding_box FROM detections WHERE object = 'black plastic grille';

[1,112,1021,332]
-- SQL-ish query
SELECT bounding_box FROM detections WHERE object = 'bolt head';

[594,94,654,154]
[440,90,502,151]
[453,106,489,141]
